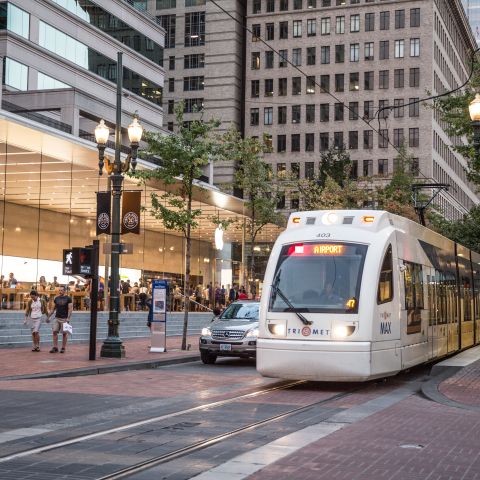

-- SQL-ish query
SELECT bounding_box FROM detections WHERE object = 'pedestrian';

[228,284,236,304]
[146,295,153,331]
[49,285,73,354]
[24,290,48,352]
[139,282,148,310]
[238,286,248,300]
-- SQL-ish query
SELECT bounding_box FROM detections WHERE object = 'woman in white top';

[24,290,48,352]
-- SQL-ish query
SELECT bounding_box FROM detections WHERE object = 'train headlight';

[201,327,212,336]
[321,212,338,225]
[332,325,356,339]
[268,323,286,336]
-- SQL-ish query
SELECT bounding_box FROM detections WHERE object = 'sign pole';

[89,240,100,361]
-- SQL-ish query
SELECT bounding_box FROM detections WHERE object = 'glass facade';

[50,0,163,66]
[37,72,71,90]
[0,3,30,39]
[38,21,163,105]
[463,0,480,43]
[4,57,28,90]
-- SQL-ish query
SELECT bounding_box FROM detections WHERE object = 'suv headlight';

[201,327,212,336]
[246,327,259,338]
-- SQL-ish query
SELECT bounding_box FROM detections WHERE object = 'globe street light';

[94,52,143,358]
[469,93,480,161]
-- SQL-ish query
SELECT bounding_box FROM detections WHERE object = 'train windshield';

[269,242,368,313]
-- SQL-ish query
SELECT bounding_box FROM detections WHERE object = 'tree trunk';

[249,218,255,298]
[182,195,193,351]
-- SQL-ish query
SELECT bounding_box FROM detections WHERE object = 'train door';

[436,270,448,357]
[446,271,458,353]
[471,252,480,345]
[457,252,474,350]
[425,268,436,359]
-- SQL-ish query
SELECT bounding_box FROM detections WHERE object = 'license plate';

[220,344,232,351]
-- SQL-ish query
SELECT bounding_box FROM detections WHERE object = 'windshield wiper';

[272,270,312,326]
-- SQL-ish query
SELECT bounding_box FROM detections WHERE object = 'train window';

[377,245,393,304]
[404,261,423,334]
[269,242,368,313]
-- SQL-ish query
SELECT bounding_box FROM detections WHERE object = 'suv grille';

[212,329,245,340]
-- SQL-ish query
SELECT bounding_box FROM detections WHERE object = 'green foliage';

[317,147,352,188]
[433,58,480,184]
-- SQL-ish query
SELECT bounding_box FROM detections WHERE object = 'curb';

[0,354,200,381]
[421,365,480,412]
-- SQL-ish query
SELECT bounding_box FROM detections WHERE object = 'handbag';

[62,322,73,335]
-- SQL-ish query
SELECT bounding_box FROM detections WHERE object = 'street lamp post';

[469,93,480,160]
[94,52,143,358]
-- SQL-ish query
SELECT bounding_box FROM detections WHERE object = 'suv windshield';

[219,303,259,322]
[269,242,368,313]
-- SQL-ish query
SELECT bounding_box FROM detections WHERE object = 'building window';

[168,99,174,114]
[264,107,273,125]
[320,103,329,122]
[393,128,404,147]
[250,108,259,126]
[335,44,345,63]
[305,162,314,179]
[251,79,259,97]
[306,104,315,123]
[264,78,273,96]
[379,99,389,119]
[320,75,330,92]
[363,159,373,176]
[365,12,374,32]
[395,9,405,29]
[279,21,288,39]
[350,43,359,62]
[184,53,205,69]
[267,0,275,12]
[349,131,358,149]
[378,129,388,148]
[349,102,359,120]
[293,0,302,9]
[167,121,174,131]
[157,0,176,8]
[279,49,288,67]
[321,17,330,35]
[350,14,360,32]
[293,20,302,37]
[380,11,389,30]
[320,132,329,151]
[394,98,404,118]
[350,160,358,179]
[335,73,344,92]
[277,136,287,152]
[410,8,420,27]
[410,38,420,57]
[291,134,300,152]
[305,133,315,152]
[321,46,330,64]
[363,130,373,149]
[336,15,345,34]
[379,70,389,89]
[349,72,359,91]
[364,100,374,120]
[394,39,404,58]
[184,98,204,112]
[306,76,315,94]
[307,18,316,36]
[292,48,302,66]
[252,24,260,41]
[5,57,28,90]
[334,102,344,121]
[265,51,274,68]
[364,71,374,90]
[307,47,316,65]
[292,104,301,123]
[280,0,288,10]
[292,77,302,95]
[184,11,205,46]
[334,132,344,149]
[169,56,175,70]
[251,52,260,69]
[409,128,419,147]
[409,68,420,87]
[252,0,261,14]
[394,69,404,88]
[183,76,204,91]
[266,22,274,40]
[278,106,287,124]
[158,15,176,48]
[378,159,388,176]
[364,42,374,61]
[379,40,389,60]
[409,98,419,117]
[279,77,287,95]
[168,77,175,92]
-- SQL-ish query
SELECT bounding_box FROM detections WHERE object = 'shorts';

[28,317,42,333]
[52,318,68,334]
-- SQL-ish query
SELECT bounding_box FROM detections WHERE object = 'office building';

[245,0,479,219]
[462,0,480,43]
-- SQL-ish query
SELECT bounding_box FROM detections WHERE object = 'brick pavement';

[439,358,480,407]
[0,335,199,379]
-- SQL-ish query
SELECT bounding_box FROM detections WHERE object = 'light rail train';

[257,210,480,381]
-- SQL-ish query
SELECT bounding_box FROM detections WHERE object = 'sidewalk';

[0,335,200,380]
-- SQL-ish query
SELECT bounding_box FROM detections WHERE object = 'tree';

[133,103,221,350]
[223,130,284,294]
[433,58,480,184]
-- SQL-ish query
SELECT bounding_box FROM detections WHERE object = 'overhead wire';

[208,0,477,215]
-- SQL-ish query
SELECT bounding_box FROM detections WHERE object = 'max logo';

[380,322,392,335]
[380,311,391,320]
